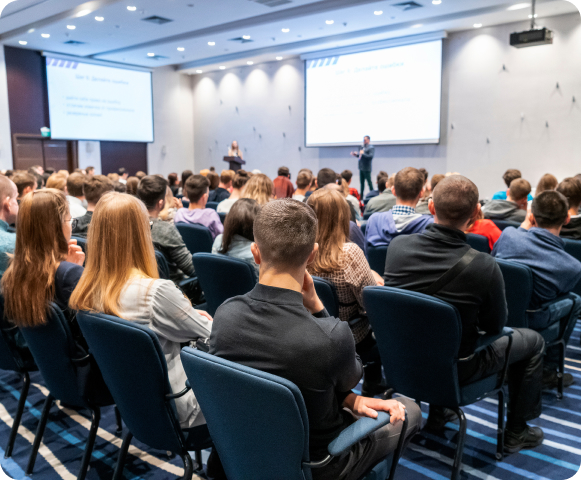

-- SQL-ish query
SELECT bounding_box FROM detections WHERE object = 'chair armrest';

[327,411,391,457]
[166,384,191,400]
[473,327,513,354]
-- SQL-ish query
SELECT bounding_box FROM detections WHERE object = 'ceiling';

[0,0,578,74]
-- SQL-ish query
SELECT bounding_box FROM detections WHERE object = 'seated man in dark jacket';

[557,177,581,240]
[384,175,545,454]
[209,199,421,480]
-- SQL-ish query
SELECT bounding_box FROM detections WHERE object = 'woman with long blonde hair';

[242,173,273,206]
[2,189,85,333]
[307,189,385,397]
[228,140,243,160]
[70,192,212,428]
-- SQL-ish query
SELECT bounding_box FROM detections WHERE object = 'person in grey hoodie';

[483,178,531,223]
[363,175,396,218]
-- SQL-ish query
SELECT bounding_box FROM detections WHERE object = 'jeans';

[360,171,373,198]
[457,327,545,427]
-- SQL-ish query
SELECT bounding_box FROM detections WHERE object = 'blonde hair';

[242,174,273,205]
[159,186,175,222]
[2,189,69,326]
[70,193,158,317]
[307,189,350,274]
[46,174,67,191]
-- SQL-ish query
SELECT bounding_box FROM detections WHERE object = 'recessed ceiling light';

[219,66,226,70]
[147,53,155,57]
[19,41,27,45]
[473,23,483,28]
[208,41,215,46]
[432,0,442,4]
[242,35,251,40]
[411,24,423,28]
[67,25,76,30]
[325,20,334,25]
[247,61,254,65]
[41,33,50,38]
[27,28,35,33]
[177,47,185,51]
[507,3,530,10]
[95,16,104,21]
[374,10,383,15]
[281,28,290,33]
[528,13,538,18]
[276,56,283,60]
[196,70,203,73]
[76,9,91,17]
[127,6,137,11]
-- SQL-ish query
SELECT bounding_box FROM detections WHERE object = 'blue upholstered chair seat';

[459,375,501,406]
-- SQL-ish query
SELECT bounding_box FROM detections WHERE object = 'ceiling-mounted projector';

[510,27,553,48]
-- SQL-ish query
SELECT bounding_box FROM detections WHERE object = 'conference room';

[0,0,580,480]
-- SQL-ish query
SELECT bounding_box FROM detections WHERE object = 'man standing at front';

[351,136,375,198]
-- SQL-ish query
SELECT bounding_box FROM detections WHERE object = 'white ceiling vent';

[249,0,292,7]
[392,1,423,11]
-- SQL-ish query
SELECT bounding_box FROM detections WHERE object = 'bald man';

[0,176,18,276]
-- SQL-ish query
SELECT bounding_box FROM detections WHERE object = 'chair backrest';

[363,212,372,221]
[364,286,462,406]
[206,202,219,211]
[72,236,87,255]
[312,277,340,318]
[367,245,388,275]
[180,348,311,480]
[154,250,171,280]
[491,220,521,231]
[466,233,490,254]
[176,222,214,255]
[218,212,227,225]
[0,297,23,373]
[563,239,581,296]
[192,253,257,315]
[495,258,534,328]
[77,312,185,453]
[19,303,86,406]
[361,223,367,236]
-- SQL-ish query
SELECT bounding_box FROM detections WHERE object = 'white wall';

[192,12,581,198]
[0,46,12,170]
[148,66,195,176]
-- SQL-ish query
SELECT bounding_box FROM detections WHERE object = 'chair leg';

[114,406,123,436]
[496,389,505,461]
[180,453,194,480]
[451,408,467,480]
[5,372,30,458]
[113,432,133,480]
[26,394,54,475]
[557,342,565,400]
[194,450,203,472]
[388,413,409,480]
[77,407,101,480]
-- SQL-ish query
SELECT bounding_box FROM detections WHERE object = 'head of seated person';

[503,169,522,188]
[13,172,37,201]
[0,175,18,227]
[429,175,480,232]
[184,175,210,209]
[218,199,260,253]
[277,166,290,179]
[137,175,168,217]
[207,172,220,192]
[316,168,338,190]
[536,173,558,196]
[67,173,86,201]
[528,191,570,236]
[242,173,273,206]
[557,177,581,218]
[392,167,426,208]
[507,178,532,210]
[84,175,115,212]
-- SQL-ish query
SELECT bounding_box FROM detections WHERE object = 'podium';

[224,156,246,172]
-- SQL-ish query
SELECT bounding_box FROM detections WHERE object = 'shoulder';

[343,242,365,260]
[57,261,84,282]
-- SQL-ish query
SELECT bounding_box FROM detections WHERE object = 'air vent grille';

[64,40,86,45]
[147,54,169,60]
[249,0,292,7]
[142,15,173,25]
[392,1,423,11]
[229,37,254,43]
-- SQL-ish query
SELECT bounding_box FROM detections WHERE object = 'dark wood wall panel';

[100,142,148,176]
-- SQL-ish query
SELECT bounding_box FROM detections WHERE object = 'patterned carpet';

[0,323,580,479]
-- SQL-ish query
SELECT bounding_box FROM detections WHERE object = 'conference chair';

[77,312,212,480]
[72,236,88,255]
[18,303,121,480]
[367,245,388,275]
[180,347,408,480]
[182,199,190,208]
[192,253,257,316]
[465,233,490,254]
[361,223,367,236]
[496,258,581,399]
[218,212,227,225]
[563,239,581,298]
[312,276,340,318]
[206,201,219,211]
[363,211,373,221]
[0,297,37,458]
[491,219,520,231]
[363,286,513,480]
[155,250,171,280]
[176,222,214,256]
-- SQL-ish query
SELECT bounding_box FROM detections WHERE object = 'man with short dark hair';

[351,136,375,197]
[492,169,532,201]
[557,177,581,239]
[303,168,339,201]
[174,175,223,239]
[384,175,545,452]
[137,175,196,282]
[293,171,313,202]
[484,178,531,223]
[208,170,234,203]
[209,199,421,480]
[0,176,18,277]
[85,166,95,177]
[364,175,396,217]
[273,166,294,199]
[364,171,388,201]
[72,175,115,238]
[12,173,37,203]
[118,167,128,184]
[365,167,433,250]
[66,172,87,218]
[493,190,581,388]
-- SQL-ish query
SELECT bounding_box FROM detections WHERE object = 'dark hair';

[12,173,36,197]
[317,168,338,189]
[296,171,313,189]
[341,170,353,183]
[503,169,522,188]
[377,171,388,184]
[181,170,193,188]
[378,177,388,193]
[419,168,429,183]
[509,178,531,202]
[535,173,558,195]
[531,191,569,229]
[86,166,94,173]
[135,171,147,180]
[432,175,479,229]
[364,136,370,141]
[431,174,445,191]
[185,175,210,203]
[84,175,115,205]
[168,173,179,187]
[67,172,86,197]
[126,176,139,196]
[137,175,168,210]
[207,172,220,190]
[394,167,425,201]
[220,199,261,254]
[232,170,251,190]
[557,177,581,211]
[254,199,317,268]
[113,181,127,193]
[278,167,290,177]
[118,167,127,176]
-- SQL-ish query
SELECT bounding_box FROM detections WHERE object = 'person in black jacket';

[384,175,545,454]
[209,199,421,480]
[557,177,581,240]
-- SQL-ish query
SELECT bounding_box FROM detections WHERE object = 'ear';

[391,186,396,197]
[306,243,319,266]
[251,242,262,265]
[428,198,436,216]
[529,212,538,227]
[565,212,572,226]
[470,203,482,223]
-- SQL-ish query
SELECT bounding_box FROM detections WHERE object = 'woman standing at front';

[228,141,243,160]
